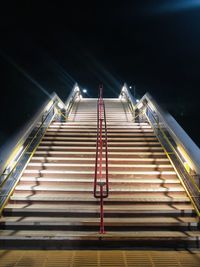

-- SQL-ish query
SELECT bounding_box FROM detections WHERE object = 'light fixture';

[83,89,87,94]
[6,145,24,171]
[129,86,132,89]
[57,102,64,109]
[75,85,80,92]
[177,146,193,172]
[137,102,143,109]
[136,99,140,103]
[122,85,127,92]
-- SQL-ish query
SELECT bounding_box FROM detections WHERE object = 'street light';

[83,89,87,94]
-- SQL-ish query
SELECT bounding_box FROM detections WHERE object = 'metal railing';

[0,85,81,214]
[94,85,109,234]
[119,84,200,216]
[56,84,81,121]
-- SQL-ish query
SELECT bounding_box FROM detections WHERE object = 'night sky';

[0,1,200,148]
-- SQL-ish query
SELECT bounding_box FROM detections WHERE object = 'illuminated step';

[34,151,166,156]
[52,122,149,125]
[50,122,151,126]
[10,192,190,202]
[4,203,194,213]
[24,169,176,175]
[0,216,198,227]
[68,116,130,119]
[37,146,163,151]
[42,136,158,141]
[14,183,184,192]
[45,132,156,136]
[19,177,180,183]
[47,129,154,133]
[30,156,169,163]
[40,141,160,146]
[27,162,172,168]
[0,230,200,245]
[49,124,152,128]
[48,130,152,133]
[1,230,199,240]
[26,162,173,169]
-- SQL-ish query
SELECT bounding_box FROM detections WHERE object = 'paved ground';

[0,250,200,267]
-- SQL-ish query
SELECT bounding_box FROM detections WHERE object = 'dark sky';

[0,0,200,147]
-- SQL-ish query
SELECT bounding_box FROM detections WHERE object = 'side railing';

[56,83,81,121]
[94,85,109,234]
[0,85,81,214]
[119,85,200,216]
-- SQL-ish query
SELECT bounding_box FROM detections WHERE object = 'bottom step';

[0,230,200,249]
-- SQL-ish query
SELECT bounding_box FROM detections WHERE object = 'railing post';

[94,85,109,234]
[100,183,105,234]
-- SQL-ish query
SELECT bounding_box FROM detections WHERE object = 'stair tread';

[27,163,172,168]
[15,184,184,192]
[23,170,176,174]
[42,137,158,140]
[19,177,180,183]
[10,193,190,202]
[5,203,194,211]
[34,151,166,155]
[37,148,163,154]
[0,216,198,224]
[31,156,169,162]
[41,141,160,145]
[45,132,156,136]
[0,230,200,239]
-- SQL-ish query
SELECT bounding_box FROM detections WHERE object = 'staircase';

[0,97,199,249]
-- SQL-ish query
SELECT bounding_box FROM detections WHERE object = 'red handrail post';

[94,85,109,234]
[100,184,105,234]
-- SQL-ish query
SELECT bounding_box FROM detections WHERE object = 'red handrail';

[94,85,109,234]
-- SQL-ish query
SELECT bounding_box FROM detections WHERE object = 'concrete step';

[52,122,149,125]
[22,168,176,174]
[33,151,167,158]
[22,172,177,179]
[50,123,151,126]
[40,141,161,147]
[15,183,184,193]
[42,136,158,141]
[10,192,190,202]
[19,177,180,184]
[4,203,194,214]
[48,125,153,129]
[22,169,177,179]
[26,162,174,172]
[0,230,199,244]
[45,132,156,136]
[47,128,154,133]
[30,156,170,164]
[0,216,198,229]
[37,146,164,152]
